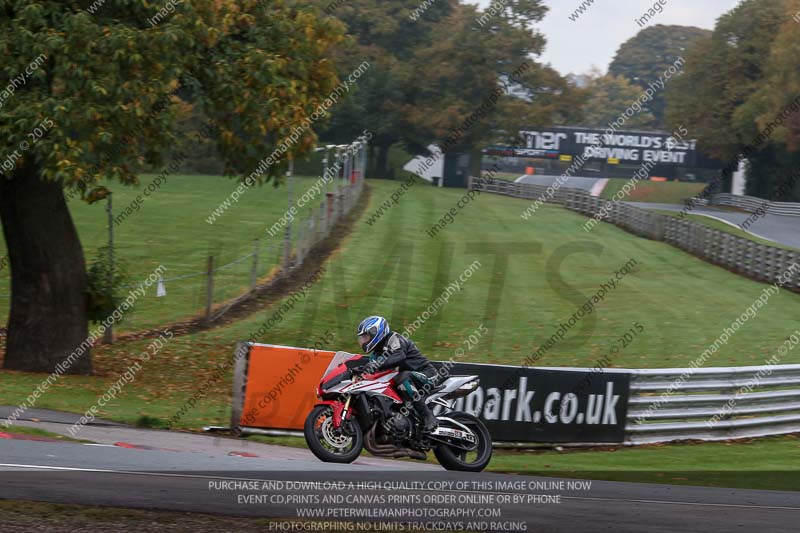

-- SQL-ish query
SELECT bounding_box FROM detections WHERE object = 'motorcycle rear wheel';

[433,412,492,472]
[304,405,363,463]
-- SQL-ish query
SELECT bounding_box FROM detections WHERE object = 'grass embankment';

[601,178,706,204]
[0,174,329,332]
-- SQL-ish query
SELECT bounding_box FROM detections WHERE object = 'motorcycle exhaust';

[364,425,427,461]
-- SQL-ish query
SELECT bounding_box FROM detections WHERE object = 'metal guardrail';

[625,364,800,444]
[528,363,800,445]
[234,362,800,447]
[711,193,800,217]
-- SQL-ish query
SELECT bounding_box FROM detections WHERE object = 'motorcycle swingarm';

[427,418,478,451]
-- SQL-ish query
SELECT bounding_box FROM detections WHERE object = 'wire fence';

[0,136,368,337]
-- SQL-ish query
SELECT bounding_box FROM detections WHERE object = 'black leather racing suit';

[347,332,439,430]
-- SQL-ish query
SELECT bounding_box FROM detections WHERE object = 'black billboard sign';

[483,126,718,169]
[433,362,631,443]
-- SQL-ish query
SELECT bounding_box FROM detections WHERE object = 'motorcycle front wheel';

[304,404,363,463]
[433,412,492,472]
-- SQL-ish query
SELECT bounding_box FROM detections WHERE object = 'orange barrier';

[230,342,634,444]
[238,344,337,430]
[525,166,535,175]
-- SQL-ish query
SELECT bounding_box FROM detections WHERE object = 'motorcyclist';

[348,315,439,432]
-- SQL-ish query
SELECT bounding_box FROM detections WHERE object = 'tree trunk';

[375,143,390,179]
[468,146,483,182]
[0,163,91,374]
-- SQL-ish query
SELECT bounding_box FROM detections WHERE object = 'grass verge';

[0,500,310,532]
[488,172,523,181]
[247,433,800,491]
[602,178,706,204]
[0,424,91,443]
[490,434,800,491]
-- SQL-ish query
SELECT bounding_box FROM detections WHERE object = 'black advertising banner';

[482,126,720,169]
[433,362,631,443]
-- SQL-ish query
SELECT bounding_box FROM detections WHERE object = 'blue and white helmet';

[357,315,390,353]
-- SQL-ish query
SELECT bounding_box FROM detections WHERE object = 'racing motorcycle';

[303,351,492,472]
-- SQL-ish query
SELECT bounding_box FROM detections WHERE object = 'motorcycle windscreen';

[322,351,363,379]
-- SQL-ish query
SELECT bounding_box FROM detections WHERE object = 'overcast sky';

[471,0,742,75]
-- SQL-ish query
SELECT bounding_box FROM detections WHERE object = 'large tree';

[319,0,579,176]
[315,0,455,177]
[0,0,342,373]
[665,0,788,193]
[396,1,581,174]
[609,25,711,127]
[579,69,657,129]
[732,0,800,199]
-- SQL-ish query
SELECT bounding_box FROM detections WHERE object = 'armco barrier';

[231,343,800,447]
[625,364,800,445]
[710,193,800,217]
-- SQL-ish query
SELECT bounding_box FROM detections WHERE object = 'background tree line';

[166,0,800,203]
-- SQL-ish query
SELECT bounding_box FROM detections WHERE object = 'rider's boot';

[413,397,438,433]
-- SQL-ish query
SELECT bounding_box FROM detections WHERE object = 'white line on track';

[2,463,800,512]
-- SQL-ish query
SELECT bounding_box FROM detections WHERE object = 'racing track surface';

[515,174,602,193]
[627,202,800,250]
[1,418,799,532]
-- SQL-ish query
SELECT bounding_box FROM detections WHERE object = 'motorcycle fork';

[340,395,364,437]
[331,396,350,429]
[340,395,352,426]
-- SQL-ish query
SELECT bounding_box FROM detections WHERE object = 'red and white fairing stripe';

[329,371,402,401]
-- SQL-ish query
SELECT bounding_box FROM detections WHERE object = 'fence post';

[282,160,294,271]
[205,254,215,322]
[250,238,260,292]
[104,192,114,344]
[339,149,348,220]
